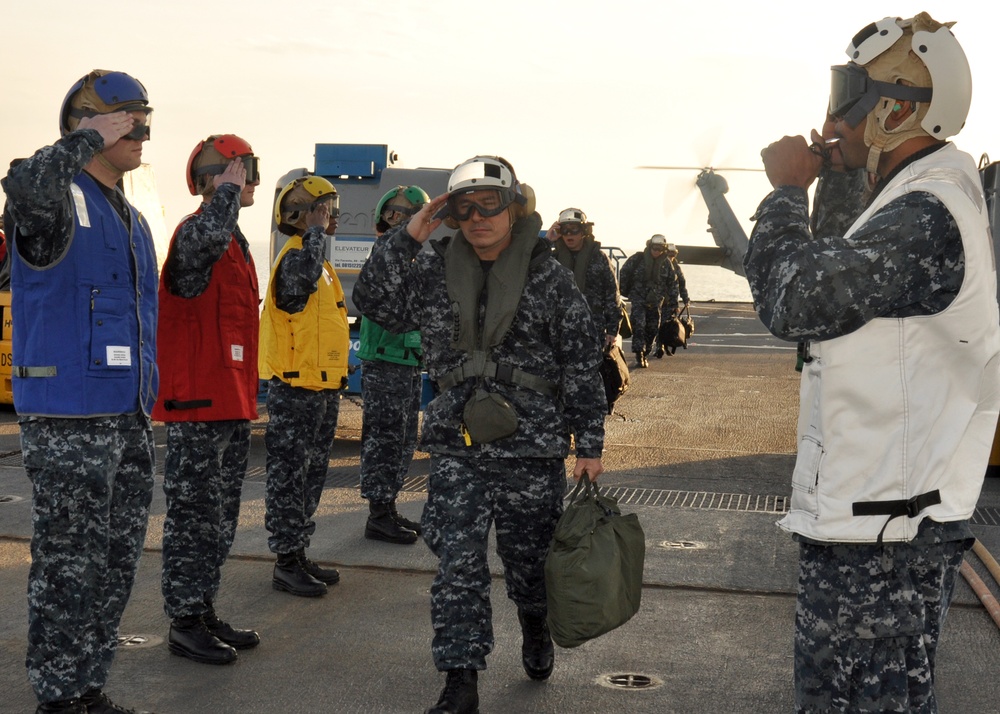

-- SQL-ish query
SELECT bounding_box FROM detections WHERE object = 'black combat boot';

[298,549,341,585]
[424,669,479,714]
[654,344,665,358]
[517,609,554,680]
[273,551,328,596]
[366,501,419,544]
[80,689,154,713]
[633,352,644,368]
[36,700,85,713]
[168,615,238,665]
[389,499,423,536]
[204,602,260,650]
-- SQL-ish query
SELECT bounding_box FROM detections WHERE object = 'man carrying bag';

[545,479,645,648]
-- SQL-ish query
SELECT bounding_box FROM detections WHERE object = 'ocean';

[677,263,753,303]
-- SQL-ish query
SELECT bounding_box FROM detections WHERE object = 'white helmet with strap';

[833,13,971,176]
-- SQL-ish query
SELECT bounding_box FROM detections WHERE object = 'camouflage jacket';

[164,183,251,298]
[670,259,689,303]
[554,238,621,339]
[618,248,679,307]
[1,128,112,266]
[744,150,964,342]
[272,226,328,314]
[354,215,606,460]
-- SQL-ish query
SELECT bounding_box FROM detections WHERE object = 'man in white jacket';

[744,13,1000,713]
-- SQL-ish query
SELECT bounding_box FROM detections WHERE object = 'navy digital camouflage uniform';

[354,212,606,672]
[663,257,691,318]
[744,151,972,713]
[2,129,156,703]
[654,257,690,354]
[159,183,256,620]
[359,358,422,504]
[264,225,342,556]
[668,257,689,305]
[553,237,621,345]
[618,248,679,356]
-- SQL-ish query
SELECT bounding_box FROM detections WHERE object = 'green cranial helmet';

[375,185,430,230]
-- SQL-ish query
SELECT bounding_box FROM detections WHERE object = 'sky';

[2,1,998,299]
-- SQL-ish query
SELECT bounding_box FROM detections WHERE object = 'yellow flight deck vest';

[259,235,350,391]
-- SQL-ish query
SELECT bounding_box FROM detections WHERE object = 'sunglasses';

[447,189,514,221]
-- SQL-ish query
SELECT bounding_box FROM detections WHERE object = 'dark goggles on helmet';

[446,188,515,221]
[829,64,933,129]
[382,202,421,218]
[559,223,585,236]
[71,107,152,141]
[122,121,151,142]
[192,155,261,184]
[308,196,340,218]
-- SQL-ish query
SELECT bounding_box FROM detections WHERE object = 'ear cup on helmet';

[519,183,536,216]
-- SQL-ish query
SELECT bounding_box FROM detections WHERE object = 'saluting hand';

[405,193,448,244]
[77,111,137,151]
[304,203,332,231]
[214,158,247,191]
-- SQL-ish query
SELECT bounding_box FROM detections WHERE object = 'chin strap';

[94,152,125,181]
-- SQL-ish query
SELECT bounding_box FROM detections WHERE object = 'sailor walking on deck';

[619,233,679,367]
[354,155,606,714]
[546,207,622,353]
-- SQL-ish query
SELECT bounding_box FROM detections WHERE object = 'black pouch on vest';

[462,388,519,443]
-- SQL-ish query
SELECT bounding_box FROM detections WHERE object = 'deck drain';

[597,672,664,691]
[660,540,704,550]
[117,634,163,650]
[0,494,23,504]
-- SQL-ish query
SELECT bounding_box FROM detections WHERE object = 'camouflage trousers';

[161,420,251,620]
[359,359,422,504]
[264,379,340,555]
[794,535,970,713]
[21,414,154,704]
[423,454,565,671]
[629,300,663,356]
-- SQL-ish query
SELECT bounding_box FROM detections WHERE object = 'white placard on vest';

[106,346,131,366]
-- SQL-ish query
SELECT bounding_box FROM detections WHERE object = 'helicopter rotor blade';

[637,165,766,172]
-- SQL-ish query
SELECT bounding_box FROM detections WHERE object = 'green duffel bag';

[544,478,645,648]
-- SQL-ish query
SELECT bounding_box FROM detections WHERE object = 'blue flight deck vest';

[11,172,159,417]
